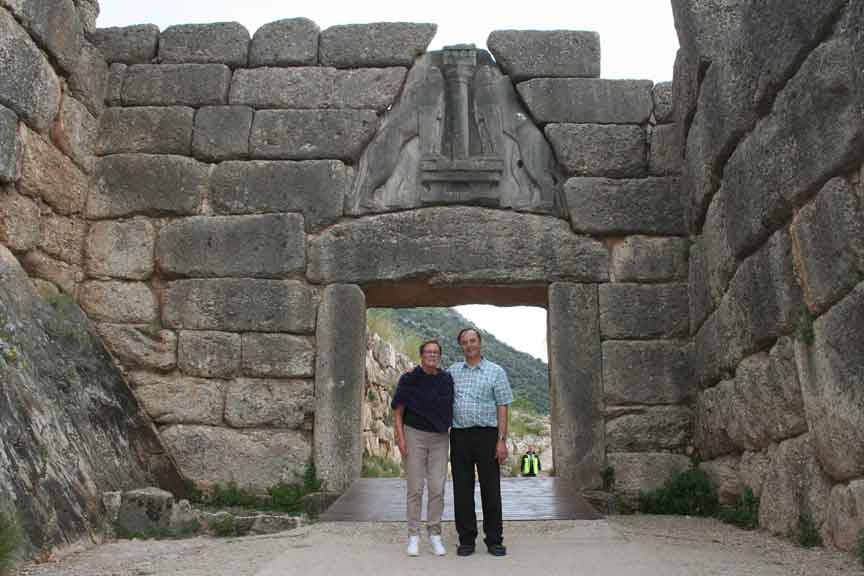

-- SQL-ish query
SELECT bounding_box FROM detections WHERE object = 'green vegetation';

[602,466,615,491]
[718,487,759,530]
[0,512,21,573]
[795,307,815,345]
[638,466,719,517]
[362,453,402,478]
[508,400,546,437]
[210,515,239,538]
[368,307,550,414]
[795,513,822,548]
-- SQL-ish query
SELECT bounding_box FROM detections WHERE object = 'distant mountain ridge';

[367,307,550,414]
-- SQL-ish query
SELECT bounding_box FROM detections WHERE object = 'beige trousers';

[404,425,449,536]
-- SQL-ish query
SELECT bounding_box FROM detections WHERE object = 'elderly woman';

[391,339,454,557]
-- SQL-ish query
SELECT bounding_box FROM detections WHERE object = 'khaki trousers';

[404,425,449,536]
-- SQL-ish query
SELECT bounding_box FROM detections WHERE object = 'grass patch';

[210,515,239,538]
[0,512,21,573]
[509,397,546,437]
[718,487,759,530]
[795,307,815,345]
[638,466,719,517]
[795,513,822,548]
[362,453,402,478]
[367,309,424,363]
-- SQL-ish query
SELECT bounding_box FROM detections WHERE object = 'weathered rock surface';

[610,236,689,283]
[97,106,194,156]
[0,105,19,183]
[827,480,864,551]
[319,23,436,67]
[487,30,600,80]
[54,95,97,173]
[518,79,653,124]
[605,406,692,452]
[177,330,240,378]
[599,284,689,339]
[38,214,85,265]
[20,250,81,294]
[0,190,40,252]
[6,0,83,75]
[606,452,691,505]
[546,124,647,177]
[225,378,313,429]
[649,124,681,175]
[92,24,159,64]
[131,372,226,426]
[249,18,319,67]
[652,81,674,124]
[121,64,232,107]
[603,341,693,405]
[85,219,156,280]
[79,281,158,324]
[241,334,315,378]
[115,487,174,535]
[191,106,253,161]
[699,455,744,505]
[96,323,177,371]
[19,126,87,215]
[158,22,250,67]
[249,109,378,161]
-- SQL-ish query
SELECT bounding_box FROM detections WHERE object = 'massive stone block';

[158,22,250,67]
[191,105,253,161]
[649,124,681,175]
[605,406,692,452]
[307,207,609,285]
[210,160,347,232]
[85,219,156,280]
[225,378,313,428]
[827,480,864,551]
[97,106,194,155]
[795,282,864,481]
[699,455,744,505]
[319,23,436,67]
[79,281,158,324]
[89,154,207,219]
[131,372,225,426]
[162,279,317,333]
[517,79,653,124]
[486,30,600,80]
[694,382,736,460]
[249,17,319,67]
[249,109,378,161]
[599,284,689,339]
[241,333,315,378]
[0,9,61,133]
[565,177,685,236]
[19,126,87,215]
[20,250,81,294]
[55,95,97,173]
[121,64,232,106]
[545,124,647,177]
[106,63,126,106]
[791,177,864,313]
[314,284,365,491]
[95,323,177,371]
[230,67,406,112]
[92,24,160,64]
[38,214,85,264]
[5,0,83,74]
[688,238,713,335]
[603,341,693,405]
[160,425,311,490]
[610,236,689,283]
[157,214,305,279]
[0,190,40,252]
[652,81,674,124]
[68,41,109,117]
[0,105,18,183]
[177,330,241,378]
[606,452,691,504]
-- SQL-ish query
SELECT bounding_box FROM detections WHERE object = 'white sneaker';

[406,535,420,557]
[430,534,446,556]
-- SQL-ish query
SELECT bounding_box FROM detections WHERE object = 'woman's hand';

[397,435,408,458]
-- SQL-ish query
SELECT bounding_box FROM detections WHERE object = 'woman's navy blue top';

[390,366,454,434]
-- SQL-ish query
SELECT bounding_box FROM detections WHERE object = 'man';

[520,447,541,477]
[449,327,513,557]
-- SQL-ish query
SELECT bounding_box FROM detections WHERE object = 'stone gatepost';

[314,284,366,492]
[548,282,604,488]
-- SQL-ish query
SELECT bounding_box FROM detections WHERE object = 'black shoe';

[457,543,475,556]
[487,543,507,556]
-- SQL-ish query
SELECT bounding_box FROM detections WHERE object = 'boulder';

[177,330,241,378]
[158,22,250,67]
[224,378,314,429]
[487,30,600,80]
[92,24,159,64]
[249,17,319,67]
[319,23,436,67]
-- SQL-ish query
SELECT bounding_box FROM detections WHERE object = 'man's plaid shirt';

[448,358,513,428]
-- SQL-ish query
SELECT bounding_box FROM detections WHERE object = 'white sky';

[97,1,679,363]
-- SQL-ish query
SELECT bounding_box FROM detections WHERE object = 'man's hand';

[496,440,507,464]
[397,435,408,458]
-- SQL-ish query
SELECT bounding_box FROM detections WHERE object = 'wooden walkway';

[320,477,601,522]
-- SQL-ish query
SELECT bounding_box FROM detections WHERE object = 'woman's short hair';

[456,327,482,345]
[419,339,442,355]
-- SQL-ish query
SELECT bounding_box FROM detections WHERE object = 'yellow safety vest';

[522,454,539,475]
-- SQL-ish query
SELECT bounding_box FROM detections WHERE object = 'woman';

[391,339,454,557]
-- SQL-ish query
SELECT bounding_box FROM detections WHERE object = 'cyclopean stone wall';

[675,0,864,551]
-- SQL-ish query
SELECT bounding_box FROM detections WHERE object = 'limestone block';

[0,190,40,251]
[74,0,98,35]
[54,95,97,173]
[249,18,319,66]
[649,124,681,175]
[89,154,207,219]
[210,160,347,232]
[688,239,713,335]
[827,480,864,551]
[225,378,313,428]
[699,455,744,505]
[606,452,691,504]
[159,22,250,67]
[86,219,156,280]
[683,110,718,230]
[792,177,864,313]
[0,105,18,183]
[694,381,736,460]
[19,126,87,215]
[249,109,378,161]
[759,434,832,538]
[486,30,600,80]
[0,9,61,133]
[795,282,864,481]
[610,236,689,283]
[92,24,160,64]
[599,284,689,339]
[672,49,697,145]
[160,425,311,490]
[191,106,253,161]
[605,406,692,452]
[307,207,609,285]
[162,279,317,333]
[517,78,653,124]
[116,488,173,534]
[241,333,315,378]
[20,250,81,294]
[314,284,365,491]
[97,107,194,155]
[121,64,232,106]
[602,341,694,405]
[39,214,85,264]
[177,330,240,378]
[131,372,225,426]
[319,23,436,67]
[79,281,158,324]
[230,67,406,112]
[157,214,305,278]
[699,187,736,305]
[106,63,126,106]
[545,124,646,177]
[565,177,685,236]
[6,0,83,74]
[739,451,771,497]
[652,81,674,124]
[96,323,177,371]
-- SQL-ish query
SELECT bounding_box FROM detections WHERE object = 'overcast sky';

[97,1,679,363]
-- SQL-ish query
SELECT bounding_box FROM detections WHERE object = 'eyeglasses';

[421,351,441,356]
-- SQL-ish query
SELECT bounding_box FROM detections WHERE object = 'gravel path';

[16,516,864,576]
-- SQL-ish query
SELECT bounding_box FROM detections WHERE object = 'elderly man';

[448,327,513,557]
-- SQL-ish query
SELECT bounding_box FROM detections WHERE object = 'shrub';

[210,515,238,538]
[796,513,822,548]
[718,487,759,530]
[0,512,21,573]
[601,466,615,491]
[638,466,719,517]
[362,454,402,478]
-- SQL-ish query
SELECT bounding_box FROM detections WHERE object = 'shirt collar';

[461,357,486,370]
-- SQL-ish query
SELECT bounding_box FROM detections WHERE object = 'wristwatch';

[498,434,506,442]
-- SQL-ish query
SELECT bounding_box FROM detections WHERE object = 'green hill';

[367,307,550,414]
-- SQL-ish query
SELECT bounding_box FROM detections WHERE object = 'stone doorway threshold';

[320,477,602,521]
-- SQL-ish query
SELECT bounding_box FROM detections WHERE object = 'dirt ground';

[16,516,864,576]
